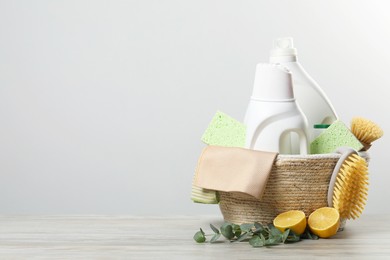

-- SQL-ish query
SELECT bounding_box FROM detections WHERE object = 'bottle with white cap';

[244,63,309,154]
[270,37,338,145]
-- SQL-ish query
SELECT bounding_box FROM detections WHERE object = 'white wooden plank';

[0,215,389,259]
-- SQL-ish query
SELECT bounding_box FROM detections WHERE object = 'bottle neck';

[270,55,297,63]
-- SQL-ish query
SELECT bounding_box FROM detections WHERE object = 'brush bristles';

[332,154,369,220]
[351,117,384,144]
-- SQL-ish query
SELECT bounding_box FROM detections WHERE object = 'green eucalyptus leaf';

[210,224,220,234]
[286,231,301,243]
[301,228,319,240]
[221,223,235,240]
[260,233,266,245]
[263,225,271,235]
[210,233,221,243]
[240,223,254,232]
[309,233,319,240]
[282,229,290,243]
[249,235,264,247]
[235,232,250,242]
[193,229,206,243]
[268,224,282,236]
[254,222,262,229]
[275,234,283,244]
[300,230,309,239]
[265,234,283,246]
[232,224,241,237]
[253,226,265,235]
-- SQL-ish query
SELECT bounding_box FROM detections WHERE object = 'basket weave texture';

[219,154,342,225]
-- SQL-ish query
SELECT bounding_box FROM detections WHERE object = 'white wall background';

[0,0,389,215]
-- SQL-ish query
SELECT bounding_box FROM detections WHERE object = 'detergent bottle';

[270,37,338,143]
[244,63,309,154]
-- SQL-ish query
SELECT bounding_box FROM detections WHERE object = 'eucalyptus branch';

[193,222,318,247]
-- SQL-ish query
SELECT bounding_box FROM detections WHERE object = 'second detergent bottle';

[244,63,308,154]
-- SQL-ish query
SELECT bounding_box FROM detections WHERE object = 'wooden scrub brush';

[351,117,383,151]
[328,147,369,220]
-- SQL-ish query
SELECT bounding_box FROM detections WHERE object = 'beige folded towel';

[194,146,278,200]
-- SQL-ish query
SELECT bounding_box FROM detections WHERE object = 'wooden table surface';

[0,215,389,259]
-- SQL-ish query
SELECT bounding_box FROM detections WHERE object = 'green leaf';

[282,229,290,243]
[253,225,265,235]
[249,235,264,247]
[240,223,254,232]
[260,233,266,245]
[301,228,319,240]
[210,224,220,234]
[232,224,242,237]
[220,223,235,240]
[309,233,319,240]
[286,230,301,243]
[235,232,250,242]
[268,224,282,237]
[266,234,283,245]
[263,225,271,235]
[193,228,206,243]
[254,222,262,229]
[210,233,221,243]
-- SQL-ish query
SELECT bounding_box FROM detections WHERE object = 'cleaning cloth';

[194,146,278,200]
[191,111,246,204]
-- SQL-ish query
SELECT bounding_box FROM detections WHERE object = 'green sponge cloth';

[201,111,246,147]
[310,120,364,154]
[191,185,219,204]
[192,111,246,204]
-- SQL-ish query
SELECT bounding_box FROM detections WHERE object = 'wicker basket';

[219,153,369,225]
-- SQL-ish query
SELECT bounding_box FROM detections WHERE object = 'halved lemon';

[308,207,340,238]
[273,210,307,235]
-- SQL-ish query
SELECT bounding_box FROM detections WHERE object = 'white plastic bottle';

[244,63,309,154]
[269,37,338,143]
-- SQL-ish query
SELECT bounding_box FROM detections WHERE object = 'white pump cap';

[251,63,295,101]
[270,37,297,62]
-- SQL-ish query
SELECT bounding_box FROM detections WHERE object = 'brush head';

[332,153,369,220]
[351,117,383,150]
